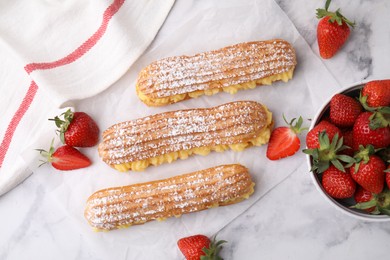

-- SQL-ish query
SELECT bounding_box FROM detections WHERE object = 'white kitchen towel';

[0,0,175,196]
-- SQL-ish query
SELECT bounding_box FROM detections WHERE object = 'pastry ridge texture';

[136,39,297,106]
[98,101,273,171]
[84,164,254,231]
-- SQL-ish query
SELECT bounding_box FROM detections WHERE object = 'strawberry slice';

[266,115,308,160]
[38,142,91,171]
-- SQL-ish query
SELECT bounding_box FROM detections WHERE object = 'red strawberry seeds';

[361,80,390,108]
[350,154,385,194]
[50,109,100,147]
[330,94,362,127]
[352,112,390,150]
[306,120,341,149]
[322,165,356,199]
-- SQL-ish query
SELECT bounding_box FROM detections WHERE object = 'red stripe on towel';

[25,0,125,73]
[0,0,125,168]
[0,82,38,168]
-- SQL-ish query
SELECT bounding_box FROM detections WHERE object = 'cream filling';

[138,69,293,106]
[112,108,272,172]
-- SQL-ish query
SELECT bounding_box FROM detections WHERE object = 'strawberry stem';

[201,236,227,260]
[36,139,56,166]
[49,109,74,143]
[303,132,354,173]
[283,114,308,135]
[351,196,379,214]
[316,0,355,28]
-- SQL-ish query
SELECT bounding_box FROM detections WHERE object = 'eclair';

[136,39,296,106]
[98,101,273,172]
[84,164,254,231]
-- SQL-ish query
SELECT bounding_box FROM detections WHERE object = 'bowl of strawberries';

[305,79,390,221]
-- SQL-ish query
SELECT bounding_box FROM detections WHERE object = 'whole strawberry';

[352,189,390,216]
[316,0,355,59]
[352,111,390,150]
[386,166,390,189]
[306,120,341,149]
[50,109,99,147]
[38,143,91,171]
[322,165,356,199]
[266,115,308,160]
[350,146,386,194]
[361,80,390,108]
[304,131,353,173]
[330,94,362,128]
[177,235,226,260]
[354,186,376,213]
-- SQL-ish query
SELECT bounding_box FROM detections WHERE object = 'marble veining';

[346,17,373,79]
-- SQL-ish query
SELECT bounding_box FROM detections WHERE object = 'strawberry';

[322,165,356,199]
[354,186,376,213]
[351,189,390,216]
[350,146,386,194]
[352,111,390,150]
[361,80,390,108]
[266,116,308,160]
[306,120,341,149]
[329,94,362,128]
[50,109,99,147]
[316,0,355,59]
[177,235,226,260]
[340,130,354,156]
[304,131,354,173]
[386,166,390,189]
[38,143,91,170]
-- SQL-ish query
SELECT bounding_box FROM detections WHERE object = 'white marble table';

[1,0,390,259]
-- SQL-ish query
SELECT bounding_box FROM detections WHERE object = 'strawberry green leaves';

[303,132,354,173]
[316,0,355,27]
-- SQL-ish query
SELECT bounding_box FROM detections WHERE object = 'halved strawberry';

[38,142,91,171]
[266,116,308,160]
